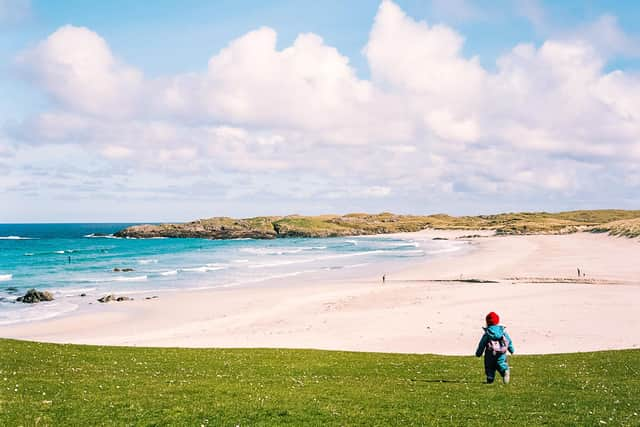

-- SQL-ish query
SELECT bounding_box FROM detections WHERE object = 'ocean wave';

[24,253,34,256]
[0,274,12,282]
[0,301,78,326]
[81,275,148,283]
[138,259,158,265]
[0,236,37,240]
[181,266,226,273]
[83,233,120,239]
[387,241,420,248]
[344,239,358,245]
[206,263,228,267]
[248,249,390,268]
[160,270,178,276]
[114,275,148,282]
[232,259,249,263]
[248,259,311,269]
[241,269,320,284]
[57,287,97,297]
[320,249,386,259]
[240,246,325,255]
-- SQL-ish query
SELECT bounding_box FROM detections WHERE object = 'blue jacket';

[475,325,515,357]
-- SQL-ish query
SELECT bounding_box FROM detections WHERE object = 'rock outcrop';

[97,294,132,303]
[17,289,54,303]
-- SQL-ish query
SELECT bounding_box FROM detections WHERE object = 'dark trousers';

[484,352,509,383]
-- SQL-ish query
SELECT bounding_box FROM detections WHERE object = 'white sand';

[1,231,639,355]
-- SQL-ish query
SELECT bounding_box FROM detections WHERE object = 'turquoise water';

[0,224,467,325]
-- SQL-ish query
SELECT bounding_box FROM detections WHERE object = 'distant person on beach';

[475,311,514,384]
[382,274,386,284]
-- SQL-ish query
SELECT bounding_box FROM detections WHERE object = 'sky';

[1,0,640,222]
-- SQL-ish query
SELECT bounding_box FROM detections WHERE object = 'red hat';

[486,312,500,326]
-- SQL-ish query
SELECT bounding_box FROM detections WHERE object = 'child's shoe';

[503,369,510,384]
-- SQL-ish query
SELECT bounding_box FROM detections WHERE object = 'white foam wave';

[83,233,119,239]
[240,246,325,255]
[0,301,78,326]
[181,266,226,273]
[0,236,37,240]
[138,259,158,265]
[249,259,312,269]
[114,275,148,282]
[345,240,358,245]
[0,274,12,282]
[58,287,96,293]
[56,287,97,297]
[83,275,148,283]
[160,270,178,276]
[232,259,249,263]
[241,269,320,284]
[248,249,390,269]
[53,250,66,254]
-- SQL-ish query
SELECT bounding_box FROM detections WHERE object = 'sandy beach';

[1,231,639,355]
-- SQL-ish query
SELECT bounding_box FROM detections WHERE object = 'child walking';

[475,311,514,384]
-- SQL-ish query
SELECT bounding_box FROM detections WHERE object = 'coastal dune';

[1,231,639,355]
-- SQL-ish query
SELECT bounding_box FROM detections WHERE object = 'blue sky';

[1,0,640,221]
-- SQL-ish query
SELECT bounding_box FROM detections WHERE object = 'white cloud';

[573,14,640,59]
[7,0,640,217]
[16,25,143,117]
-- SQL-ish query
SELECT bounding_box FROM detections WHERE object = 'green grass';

[116,210,640,239]
[593,218,640,238]
[1,340,638,426]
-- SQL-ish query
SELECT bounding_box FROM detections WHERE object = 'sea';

[0,223,469,326]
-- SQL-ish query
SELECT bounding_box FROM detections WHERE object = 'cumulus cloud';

[7,0,640,218]
[16,25,143,117]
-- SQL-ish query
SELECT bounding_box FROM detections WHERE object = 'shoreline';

[1,230,639,355]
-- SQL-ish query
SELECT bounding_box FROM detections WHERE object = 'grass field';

[1,339,638,425]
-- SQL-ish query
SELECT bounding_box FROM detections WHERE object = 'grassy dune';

[115,210,640,239]
[592,218,640,238]
[1,339,638,425]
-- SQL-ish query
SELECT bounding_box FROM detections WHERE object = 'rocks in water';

[144,295,159,300]
[432,237,449,240]
[80,293,87,297]
[97,294,132,303]
[16,289,54,303]
[5,287,19,293]
[113,268,135,272]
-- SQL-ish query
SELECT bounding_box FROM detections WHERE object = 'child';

[475,311,514,384]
